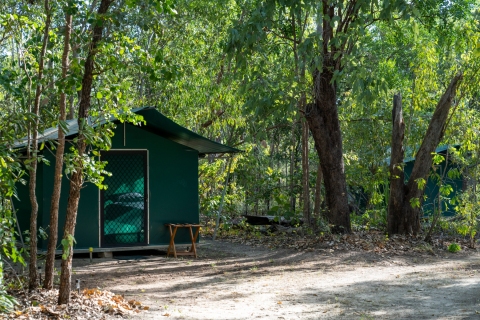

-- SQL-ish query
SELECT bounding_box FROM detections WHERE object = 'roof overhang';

[14,107,241,155]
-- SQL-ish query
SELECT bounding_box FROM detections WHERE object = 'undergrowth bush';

[350,209,386,231]
[453,188,479,248]
[448,243,461,253]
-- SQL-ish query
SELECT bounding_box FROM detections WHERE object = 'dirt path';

[72,239,480,319]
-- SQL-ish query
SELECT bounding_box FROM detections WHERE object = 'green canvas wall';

[404,152,464,216]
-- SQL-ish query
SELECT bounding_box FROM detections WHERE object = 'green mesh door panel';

[100,150,148,247]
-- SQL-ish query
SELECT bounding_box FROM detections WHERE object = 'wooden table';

[165,223,201,258]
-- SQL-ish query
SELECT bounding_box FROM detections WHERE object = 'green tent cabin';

[14,107,239,253]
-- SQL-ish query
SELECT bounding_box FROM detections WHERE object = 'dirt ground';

[69,238,480,320]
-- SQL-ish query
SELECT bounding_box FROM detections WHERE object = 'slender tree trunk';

[213,157,233,241]
[306,57,351,233]
[58,0,114,304]
[314,162,322,218]
[470,146,479,248]
[301,114,310,224]
[424,152,449,242]
[388,73,463,235]
[289,122,296,213]
[28,0,51,290]
[68,90,75,120]
[68,51,78,120]
[43,12,72,290]
[289,4,309,224]
[387,94,406,235]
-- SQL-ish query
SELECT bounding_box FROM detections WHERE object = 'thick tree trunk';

[306,58,350,233]
[58,0,113,305]
[387,94,406,235]
[43,12,72,290]
[402,73,463,235]
[28,0,51,291]
[387,73,463,235]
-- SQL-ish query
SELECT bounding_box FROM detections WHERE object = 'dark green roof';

[15,107,240,155]
[386,144,459,165]
[135,107,239,154]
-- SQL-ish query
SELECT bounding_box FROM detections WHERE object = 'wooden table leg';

[166,224,173,257]
[166,224,179,258]
[188,225,201,258]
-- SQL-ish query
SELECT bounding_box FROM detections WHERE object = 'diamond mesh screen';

[101,151,147,247]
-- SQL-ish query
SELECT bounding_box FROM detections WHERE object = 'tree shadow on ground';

[67,239,480,319]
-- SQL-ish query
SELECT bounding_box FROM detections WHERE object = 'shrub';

[448,243,461,253]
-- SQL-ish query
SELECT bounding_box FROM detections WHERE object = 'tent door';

[100,150,148,247]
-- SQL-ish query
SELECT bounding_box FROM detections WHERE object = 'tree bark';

[313,162,323,218]
[43,12,72,290]
[301,114,310,224]
[28,0,51,291]
[402,73,463,235]
[58,0,114,305]
[306,57,351,233]
[387,94,406,235]
[387,73,463,235]
[289,121,296,213]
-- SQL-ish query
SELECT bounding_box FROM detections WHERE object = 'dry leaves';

[5,288,148,319]
[214,225,476,257]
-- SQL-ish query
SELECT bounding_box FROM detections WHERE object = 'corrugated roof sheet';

[14,107,240,155]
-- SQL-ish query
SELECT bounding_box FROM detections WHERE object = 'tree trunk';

[58,0,114,305]
[212,157,233,241]
[57,157,84,304]
[387,73,463,235]
[306,58,350,233]
[289,121,296,213]
[43,12,72,290]
[290,5,309,224]
[28,0,51,290]
[313,162,322,219]
[68,89,75,120]
[402,73,463,235]
[387,94,406,235]
[68,51,79,120]
[301,114,310,225]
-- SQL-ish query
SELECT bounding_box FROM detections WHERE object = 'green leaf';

[432,153,444,165]
[439,184,453,196]
[409,197,421,209]
[415,178,426,190]
[266,166,274,176]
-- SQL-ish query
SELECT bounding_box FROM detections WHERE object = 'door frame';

[98,149,149,248]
